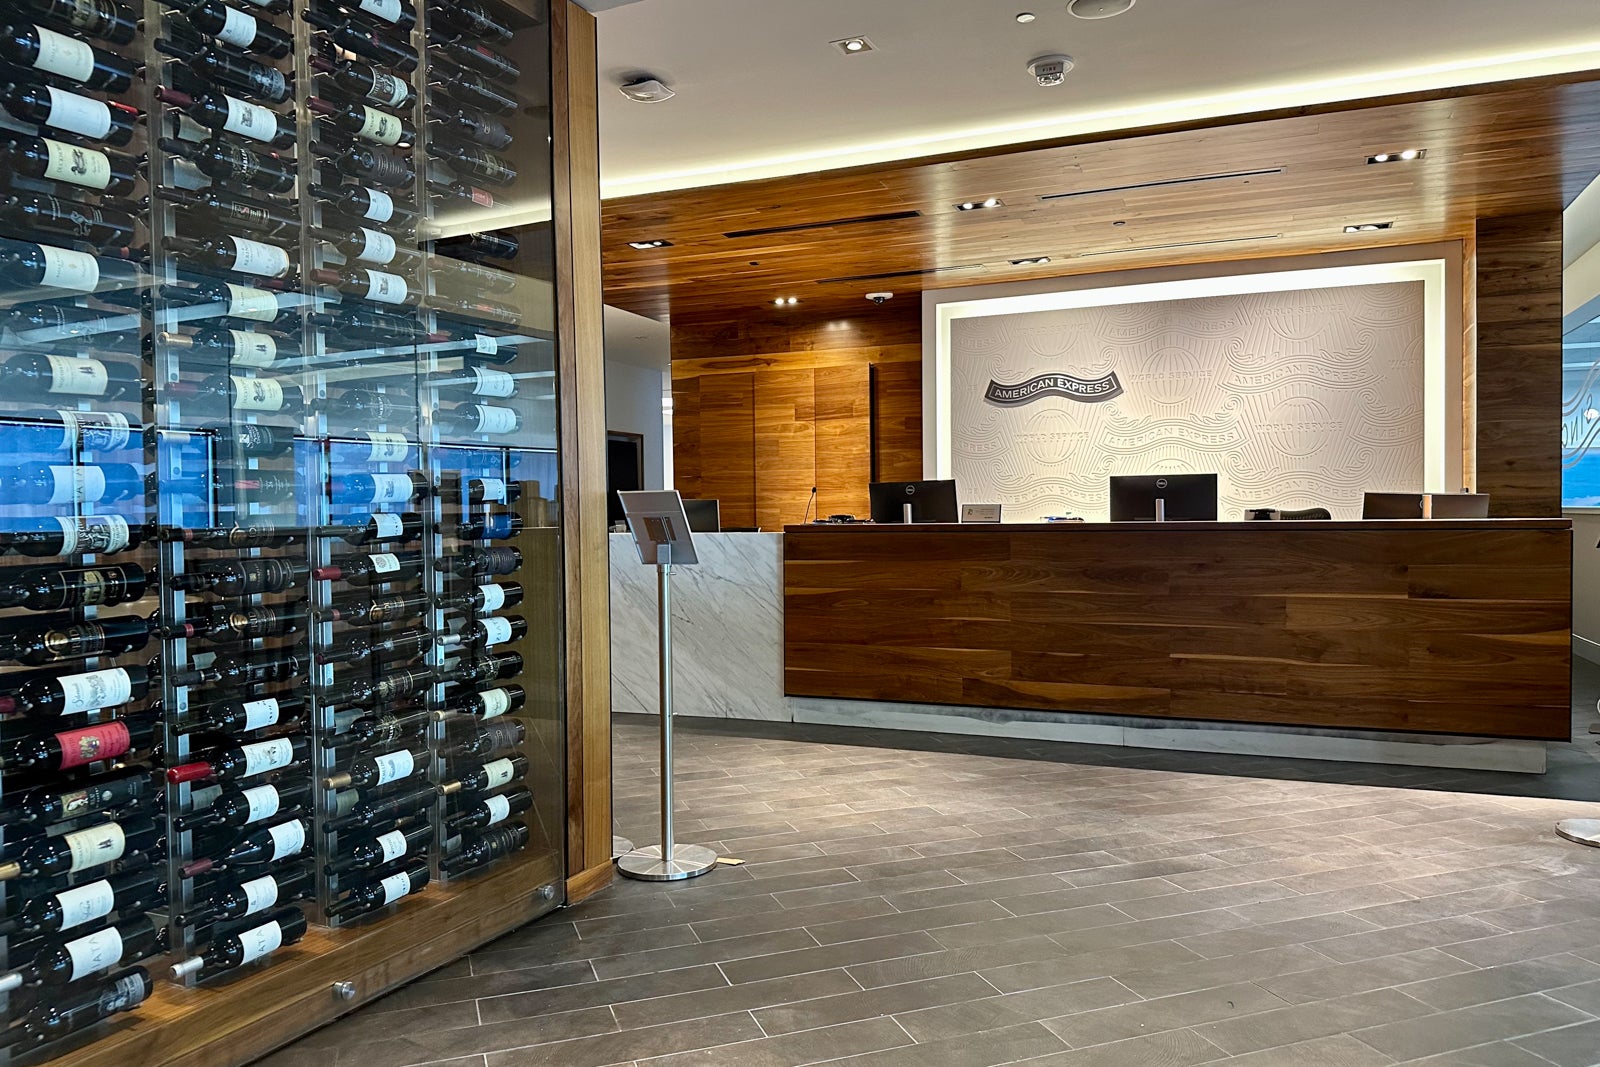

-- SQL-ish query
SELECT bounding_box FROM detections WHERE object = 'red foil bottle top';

[166,761,216,784]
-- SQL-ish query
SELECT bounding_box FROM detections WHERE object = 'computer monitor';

[1362,492,1424,519]
[1428,493,1490,518]
[681,498,721,532]
[1108,474,1218,522]
[869,480,959,524]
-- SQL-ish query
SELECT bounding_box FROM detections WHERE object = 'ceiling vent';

[1039,168,1284,202]
[723,211,921,239]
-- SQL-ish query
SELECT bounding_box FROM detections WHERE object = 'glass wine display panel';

[0,0,561,1057]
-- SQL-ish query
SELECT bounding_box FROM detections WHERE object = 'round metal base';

[616,843,719,882]
[1556,818,1600,847]
[612,836,635,860]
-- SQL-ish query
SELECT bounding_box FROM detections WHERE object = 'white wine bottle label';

[65,821,126,873]
[46,463,106,504]
[360,187,395,222]
[481,758,516,790]
[267,820,306,861]
[367,552,401,574]
[479,617,514,645]
[239,697,281,731]
[376,829,408,863]
[362,269,408,304]
[470,368,516,398]
[372,512,405,539]
[474,334,498,355]
[236,919,284,965]
[366,432,408,462]
[32,26,95,81]
[57,666,132,713]
[46,354,109,395]
[217,5,260,47]
[55,878,116,931]
[356,105,403,146]
[475,477,508,502]
[173,157,211,189]
[369,71,407,106]
[477,687,512,719]
[241,784,281,823]
[357,0,403,23]
[57,411,132,452]
[239,874,279,916]
[483,794,513,826]
[52,515,131,555]
[372,749,414,785]
[229,236,291,277]
[42,137,112,189]
[221,96,277,142]
[224,284,279,321]
[39,244,100,291]
[241,737,294,777]
[44,87,112,139]
[65,925,124,981]
[229,374,286,411]
[477,584,507,612]
[471,407,517,435]
[228,330,278,367]
[379,870,411,904]
[356,227,398,264]
[368,472,414,502]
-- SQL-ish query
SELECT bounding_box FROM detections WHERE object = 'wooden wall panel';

[1475,213,1562,516]
[698,372,757,527]
[755,369,816,529]
[785,521,1573,740]
[873,360,924,481]
[671,376,702,500]
[814,364,871,519]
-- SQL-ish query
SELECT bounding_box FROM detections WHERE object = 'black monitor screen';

[681,498,721,532]
[869,480,959,524]
[1109,474,1218,522]
[1362,492,1424,519]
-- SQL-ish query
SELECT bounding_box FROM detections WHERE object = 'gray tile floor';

[262,668,1600,1067]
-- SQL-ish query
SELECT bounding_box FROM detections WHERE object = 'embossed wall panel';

[949,283,1426,521]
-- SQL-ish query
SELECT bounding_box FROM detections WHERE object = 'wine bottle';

[432,231,519,262]
[182,0,293,57]
[170,906,306,979]
[327,820,432,872]
[309,305,431,344]
[158,137,297,193]
[162,522,300,548]
[441,546,521,579]
[329,469,429,505]
[323,590,429,625]
[448,651,522,684]
[319,58,413,109]
[322,662,436,707]
[5,460,146,505]
[429,0,511,42]
[451,614,526,650]
[164,327,300,368]
[438,754,527,797]
[307,95,412,147]
[448,716,524,757]
[426,140,515,186]
[0,352,143,401]
[321,745,426,789]
[182,695,307,735]
[437,403,520,438]
[176,866,311,928]
[450,515,524,543]
[313,549,424,586]
[0,917,165,992]
[5,299,139,347]
[310,181,416,228]
[323,779,435,832]
[0,562,147,610]
[11,408,146,456]
[0,237,142,295]
[170,557,307,597]
[169,371,307,414]
[161,86,296,147]
[2,663,153,719]
[2,514,147,556]
[466,476,519,505]
[167,734,309,785]
[0,861,161,939]
[437,581,522,615]
[313,265,414,305]
[0,134,139,196]
[2,192,137,246]
[0,815,158,880]
[0,612,155,665]
[0,80,138,145]
[0,967,152,1052]
[168,603,309,644]
[0,24,135,93]
[319,511,421,546]
[432,63,515,116]
[432,37,519,80]
[327,861,427,918]
[162,188,300,236]
[0,715,157,774]
[180,817,306,877]
[445,683,524,719]
[316,224,417,267]
[170,652,308,691]
[0,769,154,828]
[302,9,418,71]
[160,280,301,332]
[442,824,528,876]
[154,38,293,104]
[422,365,517,399]
[323,0,417,30]
[447,787,531,834]
[21,0,137,45]
[169,233,294,279]
[174,779,312,832]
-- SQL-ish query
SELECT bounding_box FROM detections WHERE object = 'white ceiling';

[594,0,1600,199]
[602,304,671,369]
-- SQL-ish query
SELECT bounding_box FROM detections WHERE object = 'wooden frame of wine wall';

[0,0,608,1063]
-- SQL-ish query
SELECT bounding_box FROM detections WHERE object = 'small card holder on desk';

[961,503,1002,523]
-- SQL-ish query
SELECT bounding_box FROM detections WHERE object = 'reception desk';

[784,520,1573,742]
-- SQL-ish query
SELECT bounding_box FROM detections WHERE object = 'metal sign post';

[615,491,718,882]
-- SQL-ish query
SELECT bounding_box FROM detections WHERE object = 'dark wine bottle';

[162,523,300,548]
[422,365,517,399]
[432,230,519,262]
[312,265,415,306]
[159,280,300,328]
[467,476,519,505]
[429,0,511,43]
[426,140,515,186]
[313,549,424,586]
[428,107,513,155]
[436,403,520,437]
[163,188,301,236]
[0,236,143,295]
[438,754,527,797]
[174,779,312,832]
[3,662,153,719]
[169,233,294,278]
[169,371,307,414]
[21,0,137,45]
[450,514,524,542]
[159,137,297,193]
[315,140,413,186]
[432,62,515,116]
[307,95,413,146]
[447,787,531,833]
[310,181,416,228]
[442,824,528,876]
[0,770,154,828]
[328,469,429,504]
[322,589,429,625]
[180,818,306,878]
[316,224,416,267]
[441,546,521,579]
[431,37,519,80]
[451,614,526,651]
[0,24,135,93]
[161,86,296,147]
[0,352,143,400]
[0,562,147,610]
[437,581,523,614]
[448,716,524,757]
[0,917,165,992]
[5,299,140,348]
[1,134,139,196]
[5,461,146,506]
[318,511,421,546]
[320,58,413,108]
[302,9,418,70]
[0,815,158,881]
[0,715,156,773]
[445,683,524,719]
[1,514,148,555]
[166,734,309,785]
[321,745,425,789]
[0,968,152,1052]
[176,866,311,928]
[0,860,160,939]
[326,862,427,918]
[2,192,136,248]
[326,0,416,30]
[309,305,431,344]
[154,38,293,104]
[170,557,307,597]
[323,779,435,832]
[169,652,309,692]
[168,602,309,643]
[325,822,431,874]
[183,695,306,734]
[163,327,300,368]
[0,612,155,665]
[0,80,138,145]
[183,0,293,57]
[170,906,306,979]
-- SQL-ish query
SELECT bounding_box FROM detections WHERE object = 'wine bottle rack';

[0,0,563,1058]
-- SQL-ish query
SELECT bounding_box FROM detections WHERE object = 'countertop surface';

[785,518,1572,533]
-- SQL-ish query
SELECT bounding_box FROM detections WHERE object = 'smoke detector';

[619,77,675,103]
[1069,0,1136,18]
[1027,54,1075,87]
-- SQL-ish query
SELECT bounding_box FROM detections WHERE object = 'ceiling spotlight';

[1069,0,1136,18]
[1010,256,1052,265]
[832,36,875,54]
[618,77,674,103]
[956,198,1004,211]
[1343,221,1395,233]
[627,239,673,250]
[1367,148,1426,165]
[773,296,799,306]
[1016,11,1037,22]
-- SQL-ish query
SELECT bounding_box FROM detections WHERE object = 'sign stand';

[1556,819,1600,847]
[615,491,719,882]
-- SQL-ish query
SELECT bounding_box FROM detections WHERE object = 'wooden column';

[552,0,613,902]
[1475,213,1562,516]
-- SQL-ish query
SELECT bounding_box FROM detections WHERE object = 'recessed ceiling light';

[628,239,673,250]
[956,198,1004,211]
[832,36,874,54]
[1367,148,1426,165]
[1016,11,1037,22]
[1069,0,1135,19]
[1010,256,1052,265]
[773,296,799,306]
[618,77,675,103]
[1343,221,1395,232]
